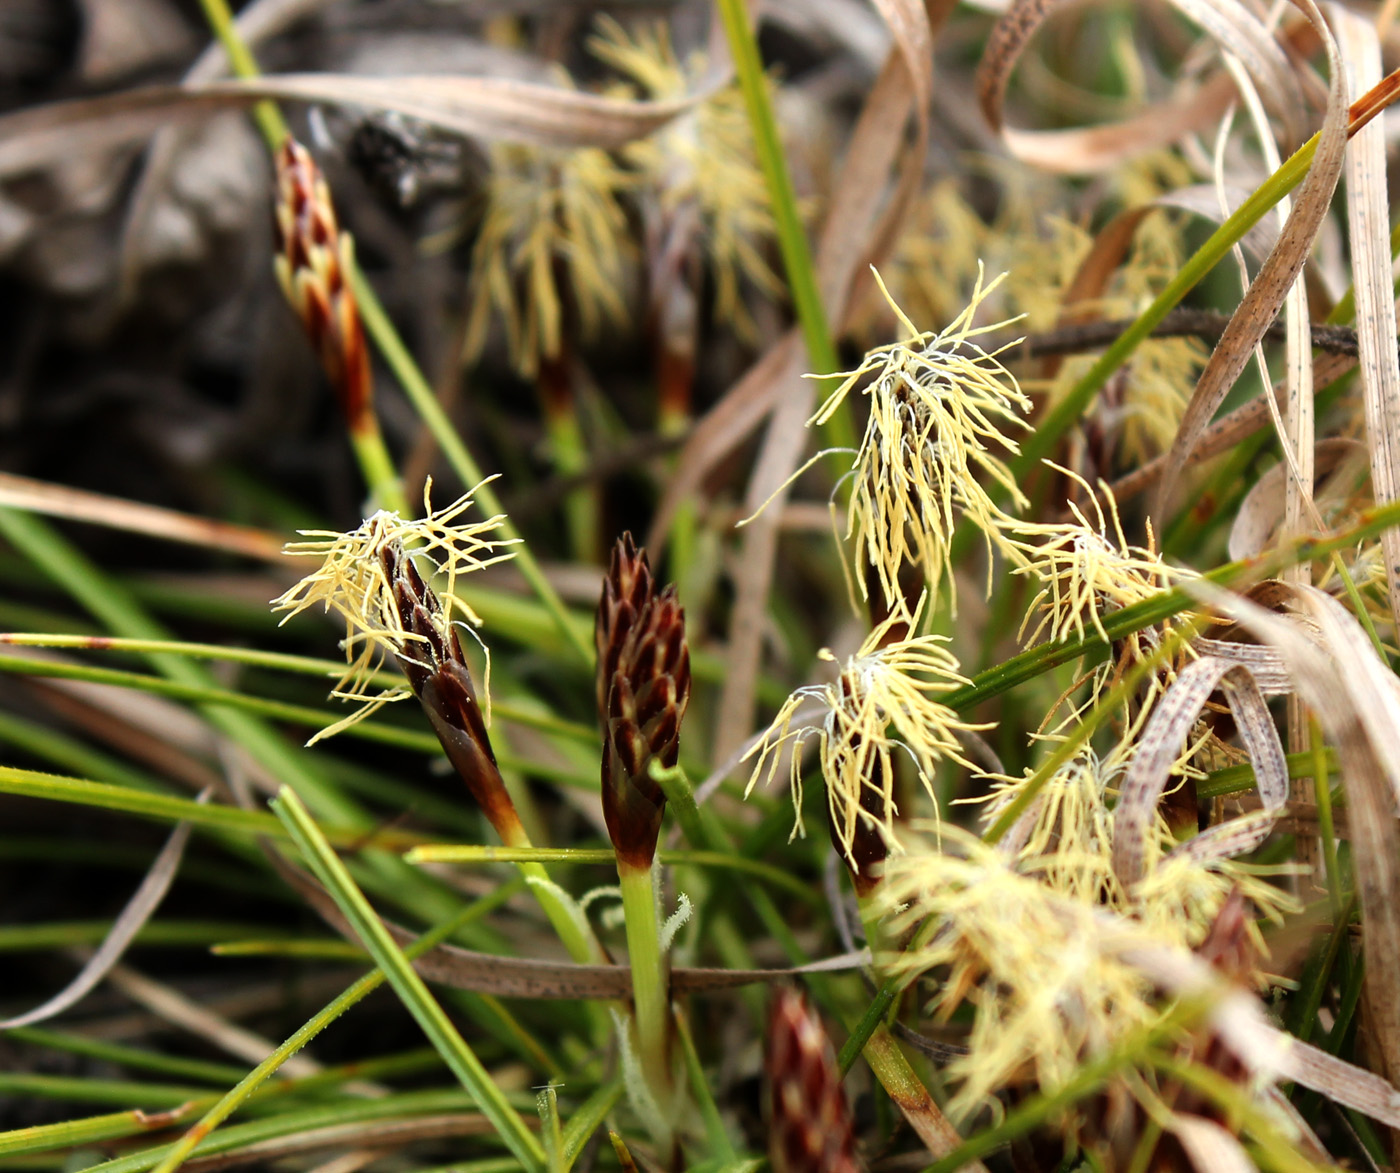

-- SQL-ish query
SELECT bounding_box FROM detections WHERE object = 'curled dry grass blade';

[1187,580,1400,1095]
[0,798,201,1028]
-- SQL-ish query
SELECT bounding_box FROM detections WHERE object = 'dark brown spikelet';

[381,541,525,845]
[767,987,861,1173]
[273,137,374,434]
[595,534,691,870]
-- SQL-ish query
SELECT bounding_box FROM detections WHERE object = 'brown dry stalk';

[273,136,375,435]
[595,534,691,870]
[767,987,861,1173]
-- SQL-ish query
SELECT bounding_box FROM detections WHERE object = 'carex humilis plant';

[14,5,1400,1173]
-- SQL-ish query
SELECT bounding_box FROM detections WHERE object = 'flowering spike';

[1009,467,1191,649]
[812,265,1033,613]
[744,597,987,878]
[381,541,524,845]
[595,534,691,869]
[766,987,860,1173]
[463,140,632,378]
[588,16,782,341]
[273,137,373,433]
[271,483,523,841]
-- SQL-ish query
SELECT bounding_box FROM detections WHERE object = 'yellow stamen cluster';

[462,140,633,377]
[589,17,782,339]
[743,599,986,866]
[1010,471,1191,648]
[880,826,1159,1118]
[271,481,515,739]
[814,267,1031,612]
[880,746,1293,1118]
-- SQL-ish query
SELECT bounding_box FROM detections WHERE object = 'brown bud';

[595,534,690,869]
[381,542,524,845]
[834,728,890,900]
[273,137,373,433]
[767,987,861,1173]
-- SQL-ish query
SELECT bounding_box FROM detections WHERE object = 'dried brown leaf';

[1106,352,1355,505]
[1154,0,1347,521]
[0,472,289,562]
[1113,658,1286,887]
[1186,579,1400,1090]
[1335,10,1400,635]
[1227,438,1367,561]
[0,72,712,181]
[975,0,1257,172]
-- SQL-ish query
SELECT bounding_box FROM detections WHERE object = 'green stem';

[146,892,503,1173]
[350,267,593,667]
[349,426,409,515]
[192,0,286,146]
[713,0,851,453]
[617,860,675,1145]
[407,843,818,903]
[1309,717,1344,920]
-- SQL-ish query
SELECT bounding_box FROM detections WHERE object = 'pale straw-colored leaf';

[1334,8,1400,635]
[1169,1114,1258,1173]
[1107,352,1355,506]
[1154,0,1347,521]
[1113,658,1287,886]
[975,0,1271,173]
[0,71,715,180]
[0,795,204,1028]
[1191,636,1291,696]
[1227,437,1367,561]
[1185,578,1400,1088]
[0,471,289,562]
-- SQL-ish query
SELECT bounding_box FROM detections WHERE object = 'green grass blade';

[271,786,546,1172]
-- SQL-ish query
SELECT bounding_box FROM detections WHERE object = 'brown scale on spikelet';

[595,534,691,870]
[273,137,374,433]
[766,987,861,1173]
[379,541,526,845]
